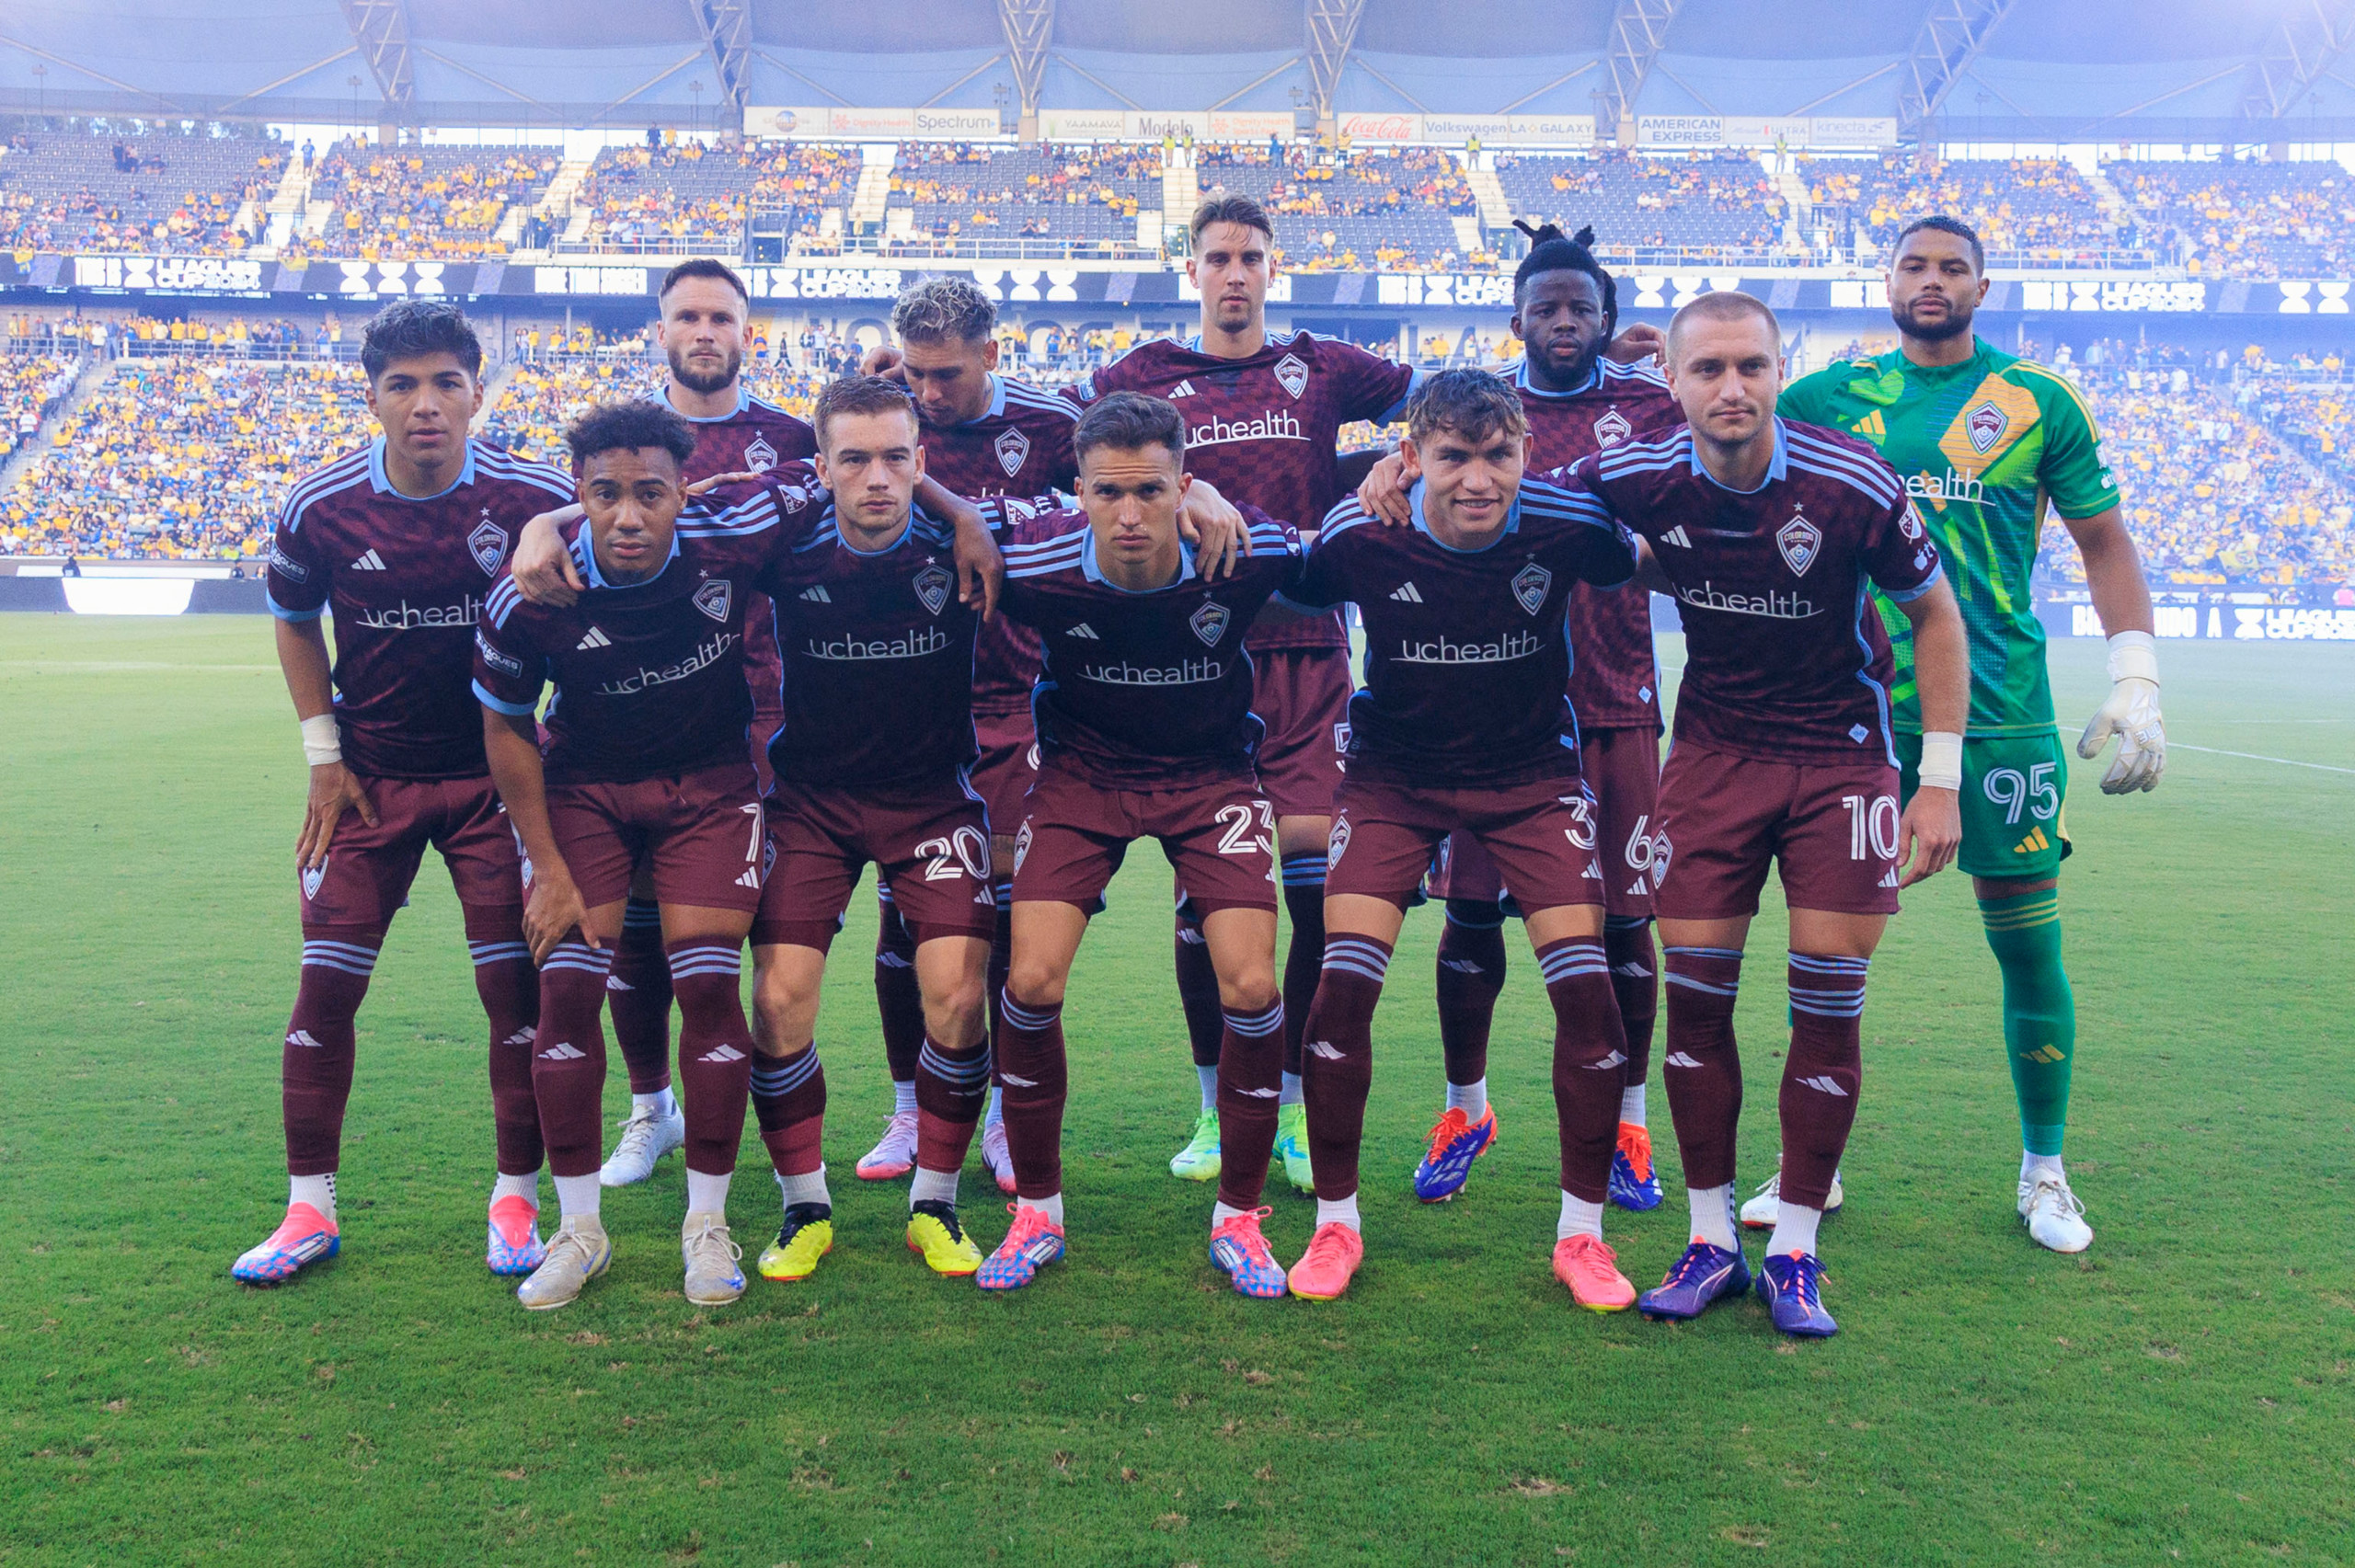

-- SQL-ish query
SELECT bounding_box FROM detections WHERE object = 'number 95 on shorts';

[1896,729,2072,880]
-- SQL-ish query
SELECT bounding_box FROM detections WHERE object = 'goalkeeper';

[1772,214,2165,1254]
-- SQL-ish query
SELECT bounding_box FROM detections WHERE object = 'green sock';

[1979,888,2075,1158]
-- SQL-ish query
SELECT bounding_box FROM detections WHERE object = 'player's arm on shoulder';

[1888,572,1968,887]
[511,498,588,606]
[1603,321,1664,365]
[1178,476,1249,579]
[1276,500,1358,611]
[1354,445,1413,527]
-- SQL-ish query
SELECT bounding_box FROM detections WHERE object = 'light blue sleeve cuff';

[472,680,537,717]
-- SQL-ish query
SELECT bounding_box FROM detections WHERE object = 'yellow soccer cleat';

[906,1200,984,1276]
[757,1203,833,1282]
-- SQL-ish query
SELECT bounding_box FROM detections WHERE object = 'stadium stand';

[1493,150,1786,260]
[572,140,859,256]
[293,140,559,261]
[2113,159,2355,280]
[0,349,79,464]
[1805,155,2112,263]
[884,142,1154,256]
[1197,144,1478,270]
[0,127,281,255]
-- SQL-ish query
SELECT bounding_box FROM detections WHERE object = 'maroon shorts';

[1652,741,1902,920]
[1013,761,1278,917]
[969,707,1039,850]
[753,773,998,950]
[1329,773,1603,913]
[1250,647,1352,819]
[1426,726,1661,918]
[298,773,524,929]
[546,762,766,914]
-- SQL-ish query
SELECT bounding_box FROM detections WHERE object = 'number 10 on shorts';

[1843,794,1900,862]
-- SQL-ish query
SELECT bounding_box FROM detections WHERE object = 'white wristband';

[2107,628,2158,685]
[301,713,342,767]
[1917,730,1964,792]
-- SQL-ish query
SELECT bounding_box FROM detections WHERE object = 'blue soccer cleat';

[486,1195,546,1276]
[1412,1105,1499,1202]
[1608,1123,1663,1211]
[1636,1240,1752,1322]
[1208,1207,1288,1299]
[976,1204,1065,1292]
[1757,1251,1837,1337]
[231,1202,340,1285]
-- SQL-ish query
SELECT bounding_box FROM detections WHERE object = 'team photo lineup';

[232,189,2166,1339]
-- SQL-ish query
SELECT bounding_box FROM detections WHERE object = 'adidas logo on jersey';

[1169,380,1198,398]
[1878,868,1902,888]
[2014,826,2051,853]
[1664,1050,1705,1069]
[576,626,611,650]
[799,584,832,603]
[1660,526,1692,549]
[735,866,760,888]
[350,548,386,571]
[1389,582,1424,603]
[1797,1075,1850,1097]
[286,1028,327,1049]
[697,1044,747,1064]
[538,1041,589,1061]
[1065,622,1101,639]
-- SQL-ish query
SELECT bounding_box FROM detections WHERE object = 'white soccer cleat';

[599,1102,686,1187]
[681,1212,747,1306]
[856,1108,919,1180]
[1739,1163,1844,1230]
[2018,1174,2093,1253]
[981,1118,1017,1195]
[515,1219,611,1310]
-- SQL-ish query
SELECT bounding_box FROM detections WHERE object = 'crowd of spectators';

[0,127,281,255]
[1806,155,2110,259]
[2113,159,2355,280]
[577,139,860,253]
[0,350,79,464]
[1496,150,1785,258]
[290,142,558,262]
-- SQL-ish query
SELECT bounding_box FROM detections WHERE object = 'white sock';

[892,1079,918,1116]
[632,1087,676,1120]
[1557,1189,1604,1242]
[1023,1192,1064,1226]
[910,1166,959,1207]
[1211,1200,1248,1230]
[984,1084,1005,1127]
[1315,1193,1362,1232]
[1686,1183,1737,1252]
[553,1172,602,1227]
[777,1166,831,1210]
[1767,1201,1823,1259]
[1279,1070,1304,1107]
[1445,1076,1488,1121]
[1197,1064,1221,1112]
[490,1171,538,1206]
[684,1168,731,1219]
[1619,1082,1646,1127]
[2021,1150,2063,1184]
[289,1172,336,1220]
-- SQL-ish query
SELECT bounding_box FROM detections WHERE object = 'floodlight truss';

[1000,0,1054,119]
[686,0,755,114]
[1304,0,1365,122]
[339,0,416,116]
[1896,0,2016,137]
[1593,0,1682,135]
[2242,0,2355,122]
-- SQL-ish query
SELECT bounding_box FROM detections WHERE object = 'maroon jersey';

[914,374,1078,716]
[1293,480,1638,789]
[756,501,981,791]
[268,438,575,781]
[1068,329,1418,652]
[996,499,1304,786]
[1566,418,1944,766]
[472,492,784,786]
[1511,357,1686,730]
[673,388,820,733]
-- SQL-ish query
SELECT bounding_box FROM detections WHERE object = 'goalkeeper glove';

[2075,629,2164,794]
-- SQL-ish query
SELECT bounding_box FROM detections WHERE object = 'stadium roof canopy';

[4,0,2353,142]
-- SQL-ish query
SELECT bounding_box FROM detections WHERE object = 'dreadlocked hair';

[1512,220,1616,326]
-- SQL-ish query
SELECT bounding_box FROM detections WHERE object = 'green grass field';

[2,615,2350,1566]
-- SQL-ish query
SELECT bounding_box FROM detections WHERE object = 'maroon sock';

[985,889,1012,1084]
[1537,937,1626,1205]
[1214,999,1285,1209]
[281,925,383,1176]
[465,904,542,1176]
[874,887,924,1087]
[996,988,1067,1200]
[915,1034,991,1173]
[666,937,752,1175]
[1299,933,1391,1201]
[1780,953,1867,1209]
[1280,860,1327,1080]
[1660,944,1744,1193]
[606,898,673,1095]
[1605,916,1659,1108]
[1173,907,1225,1069]
[1435,900,1508,1089]
[751,1047,827,1177]
[532,938,615,1178]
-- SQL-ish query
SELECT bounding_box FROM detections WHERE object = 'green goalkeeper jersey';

[1779,337,2122,737]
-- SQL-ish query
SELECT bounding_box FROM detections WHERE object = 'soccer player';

[1355,224,1683,1209]
[1282,370,1644,1307]
[1067,194,1419,1193]
[978,392,1304,1297]
[1561,292,1970,1338]
[238,301,574,1287]
[1776,215,2162,1253]
[473,400,780,1310]
[738,375,1007,1283]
